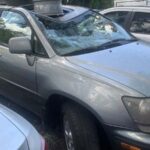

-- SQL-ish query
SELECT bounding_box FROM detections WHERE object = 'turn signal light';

[121,143,141,150]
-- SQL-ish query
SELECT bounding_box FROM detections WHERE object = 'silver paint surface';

[0,104,43,150]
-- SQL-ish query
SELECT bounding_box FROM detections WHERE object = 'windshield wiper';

[63,38,137,56]
[99,38,137,49]
[63,46,103,56]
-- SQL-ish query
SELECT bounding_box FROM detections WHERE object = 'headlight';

[122,96,150,133]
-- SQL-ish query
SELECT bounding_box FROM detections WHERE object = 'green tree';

[62,0,113,9]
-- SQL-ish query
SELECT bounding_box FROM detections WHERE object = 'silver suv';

[0,3,150,150]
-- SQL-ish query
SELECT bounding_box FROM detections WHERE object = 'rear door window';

[130,12,150,34]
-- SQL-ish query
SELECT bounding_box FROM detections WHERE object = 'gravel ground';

[0,96,66,150]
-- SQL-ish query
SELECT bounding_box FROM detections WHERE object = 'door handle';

[0,53,2,57]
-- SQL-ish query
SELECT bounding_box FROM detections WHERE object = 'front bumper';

[104,125,150,150]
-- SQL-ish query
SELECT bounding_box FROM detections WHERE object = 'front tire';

[62,103,101,150]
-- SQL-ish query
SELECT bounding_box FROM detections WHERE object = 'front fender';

[37,57,142,129]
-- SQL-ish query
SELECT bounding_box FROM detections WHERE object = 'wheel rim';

[64,120,75,150]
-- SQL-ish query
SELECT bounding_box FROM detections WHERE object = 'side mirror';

[9,37,32,55]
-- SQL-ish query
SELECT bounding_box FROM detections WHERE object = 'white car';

[0,104,46,150]
[101,7,150,42]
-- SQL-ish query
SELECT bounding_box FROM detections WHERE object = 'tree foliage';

[62,0,113,9]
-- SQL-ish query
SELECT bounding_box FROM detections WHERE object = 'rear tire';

[62,103,101,150]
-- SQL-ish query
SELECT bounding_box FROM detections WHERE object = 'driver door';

[0,10,37,109]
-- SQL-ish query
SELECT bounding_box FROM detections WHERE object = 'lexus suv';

[0,2,150,150]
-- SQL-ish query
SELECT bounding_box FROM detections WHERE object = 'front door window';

[0,10,32,45]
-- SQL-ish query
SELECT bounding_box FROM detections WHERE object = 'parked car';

[0,104,46,150]
[100,7,150,42]
[1,1,150,150]
[114,0,150,7]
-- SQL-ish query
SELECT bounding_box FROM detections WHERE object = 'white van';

[114,0,150,7]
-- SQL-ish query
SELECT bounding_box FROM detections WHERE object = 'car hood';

[67,42,150,96]
[0,112,27,150]
[0,104,42,150]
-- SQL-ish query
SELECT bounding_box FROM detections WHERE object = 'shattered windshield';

[34,11,133,56]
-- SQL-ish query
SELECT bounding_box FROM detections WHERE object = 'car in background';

[114,0,150,7]
[101,7,150,42]
[0,104,46,150]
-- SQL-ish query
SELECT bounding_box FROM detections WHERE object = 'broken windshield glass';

[33,11,134,56]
